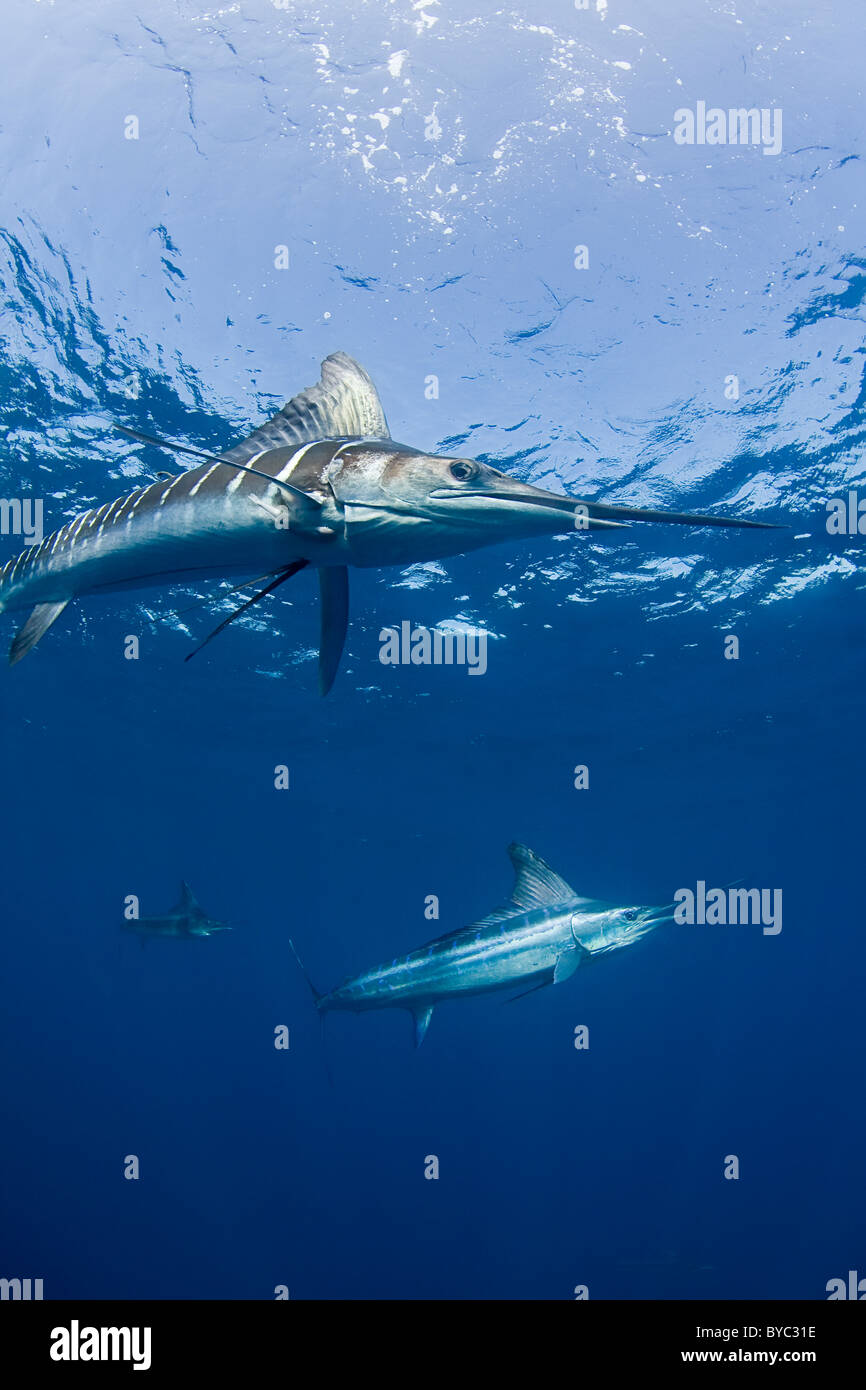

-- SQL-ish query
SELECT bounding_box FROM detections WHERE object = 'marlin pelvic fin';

[220,352,391,467]
[185,560,308,663]
[177,570,290,619]
[506,980,552,1004]
[553,946,586,982]
[9,600,70,666]
[413,1005,434,1047]
[318,566,349,696]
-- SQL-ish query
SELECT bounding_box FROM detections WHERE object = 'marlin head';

[571,899,674,957]
[328,437,779,569]
[329,446,626,567]
[175,880,233,936]
[186,917,233,938]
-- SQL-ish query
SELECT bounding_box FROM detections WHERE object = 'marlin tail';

[290,842,672,1045]
[0,352,779,692]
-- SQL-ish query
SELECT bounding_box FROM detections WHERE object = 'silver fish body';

[0,352,779,688]
[295,842,671,1045]
[122,882,231,941]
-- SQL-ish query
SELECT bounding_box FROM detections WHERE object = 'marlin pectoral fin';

[553,947,584,983]
[9,600,70,666]
[288,938,324,1004]
[318,566,349,696]
[113,424,213,461]
[506,949,584,1002]
[113,425,324,509]
[413,1005,434,1047]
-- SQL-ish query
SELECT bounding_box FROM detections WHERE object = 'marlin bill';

[0,352,779,694]
[290,842,672,1046]
[123,882,232,942]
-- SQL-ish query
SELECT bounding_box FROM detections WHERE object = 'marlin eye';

[449,461,475,482]
[624,909,638,922]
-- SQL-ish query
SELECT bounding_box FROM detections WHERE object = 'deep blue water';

[1,0,864,1300]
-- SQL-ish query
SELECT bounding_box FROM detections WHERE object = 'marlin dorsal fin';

[507,843,577,909]
[178,881,202,917]
[471,906,525,930]
[219,353,390,466]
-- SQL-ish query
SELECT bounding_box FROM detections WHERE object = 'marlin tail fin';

[9,601,70,665]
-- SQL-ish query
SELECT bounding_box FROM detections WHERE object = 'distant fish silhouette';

[123,882,232,942]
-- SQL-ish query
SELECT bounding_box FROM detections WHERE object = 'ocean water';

[1,0,864,1301]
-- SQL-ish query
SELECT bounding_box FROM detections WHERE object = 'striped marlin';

[0,352,778,693]
[290,842,672,1046]
[122,881,232,941]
